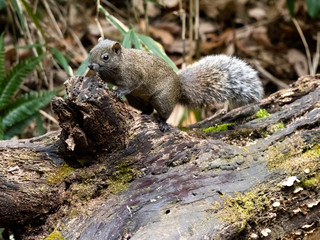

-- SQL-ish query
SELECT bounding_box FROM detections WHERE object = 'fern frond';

[0,32,5,84]
[3,115,34,140]
[34,111,45,136]
[0,55,43,109]
[2,90,57,130]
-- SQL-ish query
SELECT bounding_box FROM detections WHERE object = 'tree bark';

[1,75,320,240]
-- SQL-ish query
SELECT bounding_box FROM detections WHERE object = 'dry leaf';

[163,0,179,8]
[150,27,175,45]
[133,0,160,17]
[248,8,267,20]
[287,49,308,77]
[167,40,196,55]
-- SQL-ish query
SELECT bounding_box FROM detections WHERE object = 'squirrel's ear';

[112,42,122,55]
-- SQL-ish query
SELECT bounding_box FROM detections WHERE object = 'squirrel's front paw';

[113,90,125,101]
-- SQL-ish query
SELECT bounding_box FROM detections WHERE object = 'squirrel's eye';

[102,55,109,61]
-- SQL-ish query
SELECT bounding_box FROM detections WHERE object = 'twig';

[96,0,105,39]
[32,0,39,14]
[194,0,200,59]
[101,0,128,18]
[254,60,289,89]
[312,32,320,74]
[292,18,313,75]
[178,0,186,65]
[39,110,59,125]
[143,0,149,36]
[188,0,194,63]
[42,0,64,39]
[130,0,139,24]
[53,2,67,35]
[70,30,88,58]
[19,1,49,87]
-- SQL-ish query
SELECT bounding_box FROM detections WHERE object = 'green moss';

[270,122,284,132]
[256,109,271,118]
[44,229,65,240]
[303,144,320,159]
[301,172,320,189]
[47,164,74,185]
[260,130,269,138]
[108,158,138,194]
[266,140,320,174]
[67,209,80,219]
[178,126,191,132]
[108,169,136,194]
[203,123,234,133]
[77,158,86,166]
[302,177,318,188]
[213,186,270,230]
[71,183,97,200]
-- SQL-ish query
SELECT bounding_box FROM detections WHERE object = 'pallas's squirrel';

[88,39,263,131]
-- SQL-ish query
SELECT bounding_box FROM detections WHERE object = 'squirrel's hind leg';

[150,92,176,132]
[157,117,170,132]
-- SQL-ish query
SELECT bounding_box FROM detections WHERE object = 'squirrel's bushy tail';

[177,55,264,109]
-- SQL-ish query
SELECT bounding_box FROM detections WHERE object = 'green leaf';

[0,32,5,84]
[0,55,44,109]
[122,29,142,49]
[75,56,89,76]
[2,90,57,129]
[286,0,295,17]
[3,114,34,139]
[16,43,44,49]
[99,7,127,35]
[21,0,45,38]
[52,47,73,77]
[11,0,26,31]
[306,0,320,18]
[137,33,179,72]
[35,111,44,135]
[0,0,6,10]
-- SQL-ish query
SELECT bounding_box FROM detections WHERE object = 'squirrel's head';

[88,39,122,79]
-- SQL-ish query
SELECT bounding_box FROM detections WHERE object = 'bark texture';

[0,75,320,240]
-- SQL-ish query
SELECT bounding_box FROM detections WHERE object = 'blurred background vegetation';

[0,0,319,142]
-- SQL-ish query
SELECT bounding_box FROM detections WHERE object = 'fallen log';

[0,75,320,240]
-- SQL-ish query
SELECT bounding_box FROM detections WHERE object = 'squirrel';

[88,39,264,132]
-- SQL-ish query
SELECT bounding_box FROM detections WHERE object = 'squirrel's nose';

[88,63,99,71]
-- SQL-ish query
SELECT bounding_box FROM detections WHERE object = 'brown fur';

[89,39,180,123]
[89,40,263,130]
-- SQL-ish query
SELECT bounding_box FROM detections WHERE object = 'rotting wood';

[0,75,320,240]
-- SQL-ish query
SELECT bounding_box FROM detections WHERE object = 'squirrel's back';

[177,55,263,109]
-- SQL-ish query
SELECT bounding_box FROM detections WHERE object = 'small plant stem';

[96,0,104,39]
[194,0,200,59]
[313,32,320,74]
[143,0,149,36]
[292,18,313,75]
[178,0,186,65]
[42,0,64,39]
[188,0,194,63]
[39,110,59,125]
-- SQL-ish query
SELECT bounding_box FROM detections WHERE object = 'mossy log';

[1,75,320,240]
